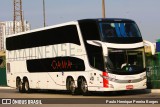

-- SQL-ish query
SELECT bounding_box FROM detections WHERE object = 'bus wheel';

[18,80,24,93]
[68,78,76,94]
[24,79,30,93]
[16,78,21,89]
[80,78,89,95]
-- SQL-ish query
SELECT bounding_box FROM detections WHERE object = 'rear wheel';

[67,78,77,95]
[80,78,89,95]
[24,79,31,93]
[16,78,20,89]
[18,80,24,93]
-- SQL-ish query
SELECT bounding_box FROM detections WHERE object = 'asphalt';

[0,86,160,93]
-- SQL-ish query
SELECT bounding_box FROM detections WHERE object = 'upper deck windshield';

[78,19,144,72]
[104,48,145,75]
[99,22,142,43]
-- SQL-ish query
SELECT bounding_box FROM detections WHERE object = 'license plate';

[126,85,133,89]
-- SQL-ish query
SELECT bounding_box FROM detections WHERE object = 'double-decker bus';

[6,18,147,95]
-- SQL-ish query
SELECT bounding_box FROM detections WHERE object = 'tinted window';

[27,57,85,72]
[6,25,80,50]
[86,45,105,71]
[79,20,105,71]
[99,22,141,38]
[99,21,143,43]
[104,48,145,75]
[79,20,101,40]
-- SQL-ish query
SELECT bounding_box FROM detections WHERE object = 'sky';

[0,0,160,42]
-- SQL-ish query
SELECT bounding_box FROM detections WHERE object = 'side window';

[59,25,80,45]
[87,45,105,71]
[79,21,105,71]
[6,25,80,51]
[27,57,85,72]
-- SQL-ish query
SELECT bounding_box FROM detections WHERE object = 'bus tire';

[18,80,24,93]
[67,78,76,95]
[16,78,21,89]
[80,78,89,95]
[66,78,71,91]
[24,79,31,93]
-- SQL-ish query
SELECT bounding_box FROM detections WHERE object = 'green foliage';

[0,56,6,68]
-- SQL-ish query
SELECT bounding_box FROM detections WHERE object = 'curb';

[0,86,15,89]
[143,89,160,93]
[150,89,160,93]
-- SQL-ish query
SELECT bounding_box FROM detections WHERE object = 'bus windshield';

[104,48,145,75]
[99,22,141,40]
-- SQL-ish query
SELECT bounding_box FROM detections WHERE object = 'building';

[0,20,30,51]
[0,22,5,51]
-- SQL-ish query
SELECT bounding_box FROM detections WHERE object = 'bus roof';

[6,21,78,38]
[78,18,135,22]
[7,18,135,38]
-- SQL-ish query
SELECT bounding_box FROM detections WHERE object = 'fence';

[146,54,160,89]
[0,68,7,86]
[0,56,7,86]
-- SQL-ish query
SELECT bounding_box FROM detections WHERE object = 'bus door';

[6,63,15,87]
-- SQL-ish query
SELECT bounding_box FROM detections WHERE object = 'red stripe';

[103,72,109,88]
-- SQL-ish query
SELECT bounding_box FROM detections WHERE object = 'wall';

[146,53,160,89]
[0,56,7,86]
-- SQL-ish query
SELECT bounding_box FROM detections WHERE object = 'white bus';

[6,18,147,95]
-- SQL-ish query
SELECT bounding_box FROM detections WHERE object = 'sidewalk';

[146,89,160,93]
[0,86,15,89]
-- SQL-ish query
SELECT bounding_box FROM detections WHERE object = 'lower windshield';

[105,48,145,75]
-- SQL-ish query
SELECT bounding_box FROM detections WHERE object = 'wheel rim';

[67,79,70,90]
[70,80,75,93]
[16,79,20,89]
[25,81,29,91]
[81,80,88,93]
[19,81,23,91]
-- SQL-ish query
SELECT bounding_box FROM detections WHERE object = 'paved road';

[0,89,160,107]
[0,88,160,98]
